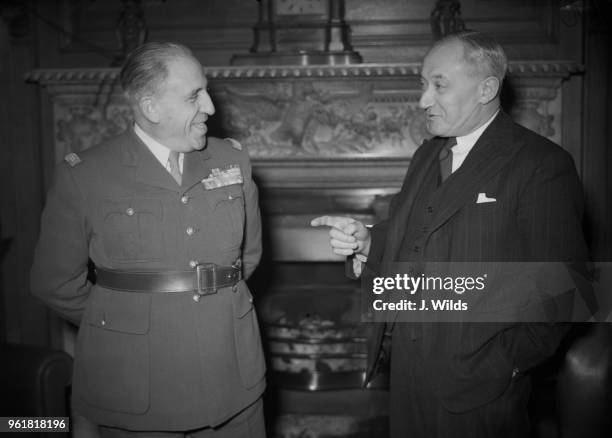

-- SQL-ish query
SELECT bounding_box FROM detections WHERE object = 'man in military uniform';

[31,42,266,437]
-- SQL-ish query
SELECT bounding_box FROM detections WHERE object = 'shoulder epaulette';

[64,152,82,167]
[225,138,243,151]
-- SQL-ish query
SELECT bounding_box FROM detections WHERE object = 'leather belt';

[96,262,242,298]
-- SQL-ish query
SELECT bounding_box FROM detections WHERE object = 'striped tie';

[439,137,456,182]
[167,151,182,185]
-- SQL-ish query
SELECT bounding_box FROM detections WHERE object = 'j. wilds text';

[373,298,468,311]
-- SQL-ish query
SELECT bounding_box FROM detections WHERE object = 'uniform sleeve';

[239,148,262,280]
[30,163,92,325]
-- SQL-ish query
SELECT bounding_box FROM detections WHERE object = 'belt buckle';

[232,259,243,282]
[196,263,217,297]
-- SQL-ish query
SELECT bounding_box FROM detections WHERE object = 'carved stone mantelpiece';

[25,61,580,190]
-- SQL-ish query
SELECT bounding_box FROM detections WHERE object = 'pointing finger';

[311,216,356,229]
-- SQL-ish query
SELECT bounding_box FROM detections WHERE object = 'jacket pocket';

[81,288,151,414]
[232,282,266,388]
[205,185,245,251]
[99,198,164,262]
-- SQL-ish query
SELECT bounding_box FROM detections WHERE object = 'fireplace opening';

[254,262,389,438]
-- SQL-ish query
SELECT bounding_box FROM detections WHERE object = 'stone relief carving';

[512,102,555,138]
[54,100,132,163]
[511,86,560,143]
[51,85,560,162]
[216,82,424,158]
[34,63,572,162]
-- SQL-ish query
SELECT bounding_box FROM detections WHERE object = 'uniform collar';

[133,123,183,171]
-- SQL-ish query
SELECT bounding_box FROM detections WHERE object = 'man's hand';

[310,216,371,257]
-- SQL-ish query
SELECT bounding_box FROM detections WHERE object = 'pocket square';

[476,193,496,204]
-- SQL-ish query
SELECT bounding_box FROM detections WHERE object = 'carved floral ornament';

[25,62,580,162]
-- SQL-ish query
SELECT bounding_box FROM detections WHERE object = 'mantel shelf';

[24,61,582,84]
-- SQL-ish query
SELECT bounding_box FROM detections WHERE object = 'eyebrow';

[188,87,204,99]
[430,74,448,81]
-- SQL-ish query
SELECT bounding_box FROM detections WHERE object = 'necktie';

[439,137,456,183]
[167,151,182,185]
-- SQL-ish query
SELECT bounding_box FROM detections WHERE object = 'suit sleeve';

[30,163,92,325]
[347,144,426,279]
[240,148,262,280]
[503,147,588,373]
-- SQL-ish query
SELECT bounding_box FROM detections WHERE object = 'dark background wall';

[0,0,610,347]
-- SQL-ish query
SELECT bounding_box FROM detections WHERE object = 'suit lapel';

[426,112,521,235]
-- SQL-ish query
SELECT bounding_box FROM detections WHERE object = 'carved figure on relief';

[219,82,424,158]
[511,102,555,138]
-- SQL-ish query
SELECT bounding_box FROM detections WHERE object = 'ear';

[138,96,161,124]
[478,76,500,104]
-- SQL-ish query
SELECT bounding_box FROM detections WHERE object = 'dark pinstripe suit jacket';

[364,111,588,412]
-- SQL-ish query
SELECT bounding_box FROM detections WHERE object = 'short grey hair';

[432,31,508,82]
[119,42,194,103]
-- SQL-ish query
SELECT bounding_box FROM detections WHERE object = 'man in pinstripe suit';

[312,31,588,437]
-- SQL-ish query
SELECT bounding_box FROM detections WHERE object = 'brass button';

[189,260,199,268]
[186,226,194,236]
[126,207,135,216]
[248,297,253,303]
[101,319,106,326]
[228,194,234,200]
[181,196,189,204]
[193,294,201,303]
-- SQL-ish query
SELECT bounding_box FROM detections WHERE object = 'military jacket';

[30,128,265,430]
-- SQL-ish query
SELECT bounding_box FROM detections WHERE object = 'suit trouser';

[95,398,265,438]
[389,323,530,438]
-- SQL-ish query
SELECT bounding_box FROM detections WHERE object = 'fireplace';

[26,61,579,436]
[257,278,389,437]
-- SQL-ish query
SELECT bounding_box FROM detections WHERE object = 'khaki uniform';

[31,128,265,431]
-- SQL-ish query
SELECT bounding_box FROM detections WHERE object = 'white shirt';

[450,109,499,173]
[133,123,184,173]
